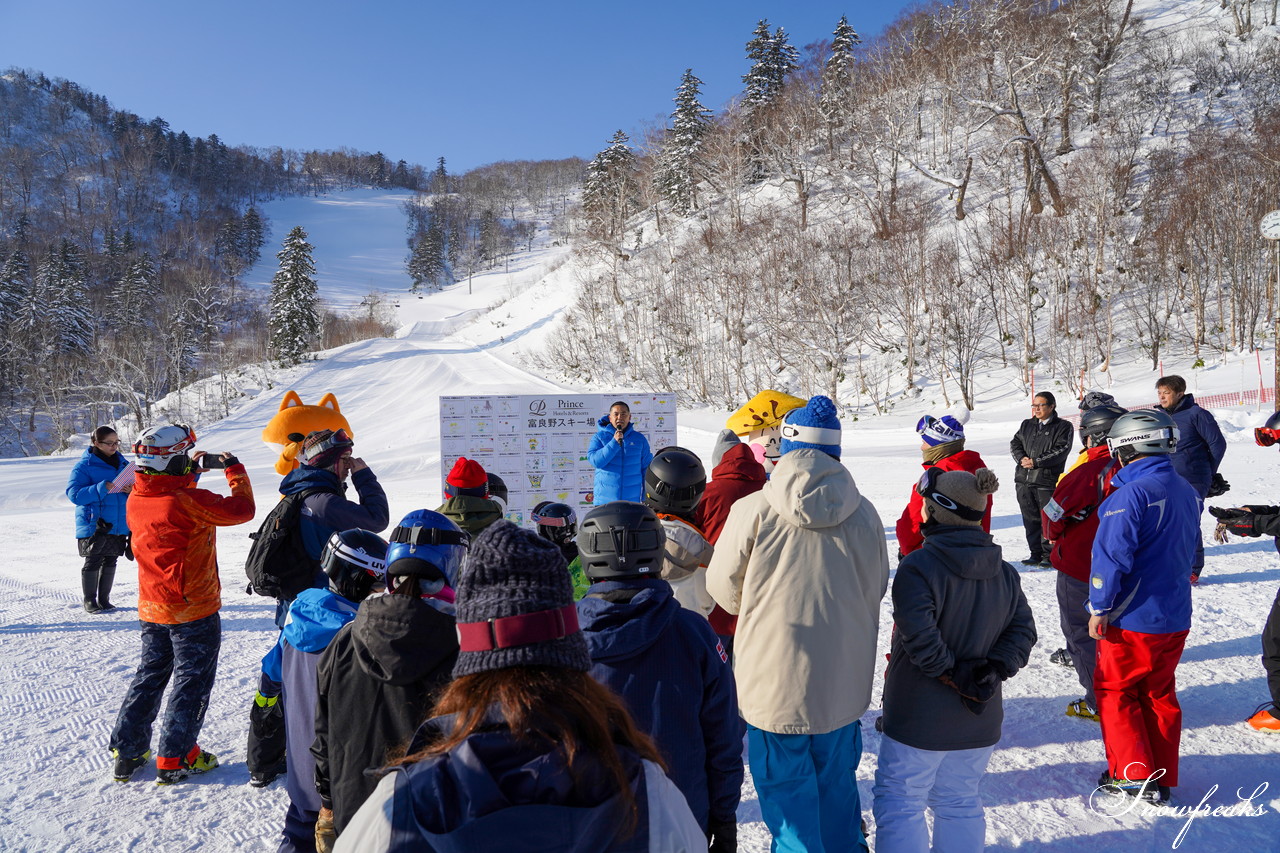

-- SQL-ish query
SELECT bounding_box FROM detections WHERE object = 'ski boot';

[112,748,151,782]
[156,746,219,785]
[1066,698,1100,722]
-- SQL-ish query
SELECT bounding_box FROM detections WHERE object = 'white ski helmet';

[1106,409,1178,463]
[133,423,197,474]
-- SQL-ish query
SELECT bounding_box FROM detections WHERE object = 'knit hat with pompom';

[924,468,998,527]
[779,395,842,459]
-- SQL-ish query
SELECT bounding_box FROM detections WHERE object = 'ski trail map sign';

[439,393,678,525]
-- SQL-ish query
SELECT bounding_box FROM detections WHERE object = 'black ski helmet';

[644,447,707,516]
[1079,404,1128,447]
[486,472,509,508]
[577,501,666,580]
[531,500,578,546]
[321,529,389,603]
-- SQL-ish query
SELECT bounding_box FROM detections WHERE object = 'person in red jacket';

[1041,404,1127,723]
[108,424,256,785]
[896,412,991,558]
[693,432,766,657]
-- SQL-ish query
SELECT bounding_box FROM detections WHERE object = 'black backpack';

[244,487,331,599]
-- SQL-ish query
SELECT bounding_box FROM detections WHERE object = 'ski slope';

[2,190,1279,851]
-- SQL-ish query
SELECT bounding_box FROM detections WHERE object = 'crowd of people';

[66,377,1279,852]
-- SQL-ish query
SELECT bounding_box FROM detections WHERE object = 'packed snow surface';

[3,189,1279,851]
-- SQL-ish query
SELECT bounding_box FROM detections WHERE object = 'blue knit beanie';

[917,411,968,447]
[779,395,842,459]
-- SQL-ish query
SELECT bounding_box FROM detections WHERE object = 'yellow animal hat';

[726,390,807,435]
[262,391,353,475]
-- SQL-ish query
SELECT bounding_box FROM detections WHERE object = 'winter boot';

[1066,698,1100,722]
[1049,648,1073,668]
[112,748,151,782]
[247,689,287,785]
[156,745,218,785]
[1247,702,1280,733]
[97,566,116,611]
[82,568,101,613]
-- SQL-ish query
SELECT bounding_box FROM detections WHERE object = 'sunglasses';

[1256,427,1280,447]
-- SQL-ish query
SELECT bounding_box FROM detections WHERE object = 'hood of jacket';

[918,525,1004,580]
[1110,453,1173,489]
[438,495,503,535]
[279,464,343,497]
[711,443,766,483]
[577,579,678,664]
[282,587,359,653]
[393,710,646,852]
[352,593,459,686]
[762,448,860,529]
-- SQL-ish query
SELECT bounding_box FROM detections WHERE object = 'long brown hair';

[392,666,666,834]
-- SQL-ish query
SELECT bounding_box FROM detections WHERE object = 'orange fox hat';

[262,391,353,475]
[726,390,807,435]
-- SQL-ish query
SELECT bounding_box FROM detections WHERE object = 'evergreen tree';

[268,226,320,365]
[656,69,713,215]
[819,16,861,135]
[741,20,798,112]
[241,207,265,267]
[37,241,93,355]
[408,223,447,291]
[0,246,30,328]
[116,253,156,335]
[433,157,448,194]
[581,131,638,240]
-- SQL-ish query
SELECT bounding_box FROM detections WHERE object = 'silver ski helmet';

[133,423,197,475]
[1107,409,1178,464]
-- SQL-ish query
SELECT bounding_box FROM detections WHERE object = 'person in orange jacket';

[108,424,255,785]
[896,412,991,559]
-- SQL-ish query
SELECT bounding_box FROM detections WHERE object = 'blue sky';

[0,0,918,173]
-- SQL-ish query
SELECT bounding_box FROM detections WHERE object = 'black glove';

[1206,473,1231,498]
[1209,506,1263,537]
[124,535,134,561]
[220,454,240,468]
[940,659,998,715]
[707,816,737,853]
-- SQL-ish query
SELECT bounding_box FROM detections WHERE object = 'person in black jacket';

[1009,392,1073,566]
[873,467,1037,853]
[311,509,467,849]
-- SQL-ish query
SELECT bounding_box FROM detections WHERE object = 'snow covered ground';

[3,189,1279,851]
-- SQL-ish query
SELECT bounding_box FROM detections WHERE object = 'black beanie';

[453,520,589,677]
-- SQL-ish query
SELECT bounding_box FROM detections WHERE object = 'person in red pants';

[1087,410,1200,805]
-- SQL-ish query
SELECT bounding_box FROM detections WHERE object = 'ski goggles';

[389,524,470,549]
[915,415,938,435]
[1256,427,1280,447]
[915,466,985,522]
[531,511,572,528]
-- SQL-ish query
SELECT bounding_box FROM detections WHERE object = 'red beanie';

[446,457,488,497]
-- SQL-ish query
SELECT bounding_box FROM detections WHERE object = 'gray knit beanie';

[710,429,742,468]
[453,520,589,677]
[924,468,998,527]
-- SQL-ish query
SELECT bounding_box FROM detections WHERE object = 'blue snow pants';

[746,720,869,853]
[109,612,221,762]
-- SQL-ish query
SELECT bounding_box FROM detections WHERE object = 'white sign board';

[439,393,678,525]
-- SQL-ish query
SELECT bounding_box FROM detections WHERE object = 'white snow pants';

[872,734,994,853]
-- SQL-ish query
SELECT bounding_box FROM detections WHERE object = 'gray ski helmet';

[644,447,707,515]
[1079,404,1128,447]
[322,529,388,603]
[1107,409,1179,463]
[531,501,577,546]
[577,501,667,580]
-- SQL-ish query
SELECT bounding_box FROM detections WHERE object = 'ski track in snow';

[5,189,1280,850]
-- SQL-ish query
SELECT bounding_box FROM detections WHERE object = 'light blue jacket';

[586,416,652,504]
[65,448,130,538]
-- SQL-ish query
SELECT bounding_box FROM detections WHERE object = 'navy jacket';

[1162,394,1226,495]
[586,417,652,504]
[66,447,130,538]
[279,464,390,561]
[577,578,741,829]
[1089,455,1199,633]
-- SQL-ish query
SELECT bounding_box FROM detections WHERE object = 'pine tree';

[656,69,713,215]
[819,16,861,137]
[115,253,156,335]
[36,240,93,355]
[433,157,448,194]
[408,223,447,291]
[0,246,30,328]
[741,20,798,112]
[241,207,265,267]
[581,131,638,240]
[268,226,320,365]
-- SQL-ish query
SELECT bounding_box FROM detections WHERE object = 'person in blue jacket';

[587,401,653,504]
[1157,375,1227,581]
[1087,409,1199,805]
[575,502,741,852]
[65,426,132,613]
[268,529,387,853]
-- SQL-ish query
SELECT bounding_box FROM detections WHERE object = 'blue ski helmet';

[385,509,469,595]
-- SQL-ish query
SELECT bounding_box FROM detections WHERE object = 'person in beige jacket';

[707,395,889,853]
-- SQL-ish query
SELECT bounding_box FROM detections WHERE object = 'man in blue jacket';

[1087,409,1199,805]
[586,401,653,504]
[1157,375,1226,582]
[576,502,742,852]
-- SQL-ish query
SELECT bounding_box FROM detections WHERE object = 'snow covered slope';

[2,190,1279,851]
